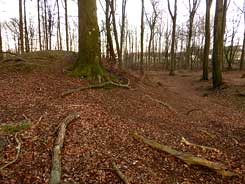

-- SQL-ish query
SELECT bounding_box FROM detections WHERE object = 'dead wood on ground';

[132,132,239,177]
[145,95,176,113]
[49,113,80,184]
[0,133,21,171]
[112,162,130,184]
[181,137,220,153]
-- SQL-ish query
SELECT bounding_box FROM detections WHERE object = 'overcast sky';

[0,0,244,50]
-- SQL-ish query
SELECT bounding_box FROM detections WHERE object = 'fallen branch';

[200,129,216,139]
[132,132,239,177]
[145,95,176,113]
[49,113,80,184]
[0,133,21,170]
[61,81,130,97]
[181,137,220,153]
[112,162,130,184]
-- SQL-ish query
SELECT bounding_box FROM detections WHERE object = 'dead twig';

[49,113,80,184]
[61,80,130,97]
[132,132,239,177]
[112,162,130,184]
[0,133,21,170]
[181,137,220,153]
[145,95,176,113]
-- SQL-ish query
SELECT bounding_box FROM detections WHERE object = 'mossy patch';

[0,120,31,134]
[69,63,108,81]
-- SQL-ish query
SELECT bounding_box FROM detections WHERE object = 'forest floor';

[0,52,245,184]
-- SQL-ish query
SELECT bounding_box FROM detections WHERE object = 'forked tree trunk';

[212,0,223,88]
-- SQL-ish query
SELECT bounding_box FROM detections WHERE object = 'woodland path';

[0,64,244,183]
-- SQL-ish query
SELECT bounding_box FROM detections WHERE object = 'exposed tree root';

[61,80,130,97]
[0,133,21,170]
[49,113,80,184]
[132,132,239,177]
[181,137,220,153]
[145,95,176,113]
[186,109,204,115]
[112,162,130,184]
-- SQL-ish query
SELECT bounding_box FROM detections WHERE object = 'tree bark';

[23,0,30,53]
[240,31,245,70]
[202,0,212,80]
[56,0,62,50]
[73,0,105,79]
[0,23,3,60]
[64,0,69,51]
[19,0,24,54]
[44,0,48,50]
[212,0,223,88]
[140,0,144,75]
[37,0,42,51]
[167,0,177,76]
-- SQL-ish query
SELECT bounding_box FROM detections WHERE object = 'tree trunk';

[73,0,105,80]
[56,0,62,50]
[202,0,212,80]
[44,0,48,50]
[19,0,24,54]
[110,0,121,68]
[37,0,42,51]
[64,0,69,51]
[140,0,144,75]
[0,23,3,60]
[167,0,177,76]
[240,31,245,70]
[23,0,29,52]
[212,0,223,88]
[105,0,116,62]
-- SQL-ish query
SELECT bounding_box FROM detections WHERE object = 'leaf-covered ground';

[0,53,244,183]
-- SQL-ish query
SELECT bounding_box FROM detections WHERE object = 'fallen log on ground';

[49,113,80,184]
[61,80,130,97]
[181,137,220,153]
[145,95,176,113]
[0,133,21,171]
[112,162,130,184]
[132,132,239,177]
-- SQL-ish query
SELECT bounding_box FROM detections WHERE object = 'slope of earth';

[0,55,244,183]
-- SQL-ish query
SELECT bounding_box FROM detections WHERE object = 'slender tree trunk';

[64,0,69,51]
[167,0,177,76]
[119,0,127,69]
[140,0,144,75]
[19,0,24,53]
[202,0,212,80]
[37,0,42,51]
[105,0,116,62]
[212,0,223,88]
[44,0,48,50]
[24,0,29,52]
[0,23,3,60]
[110,0,121,68]
[240,31,245,70]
